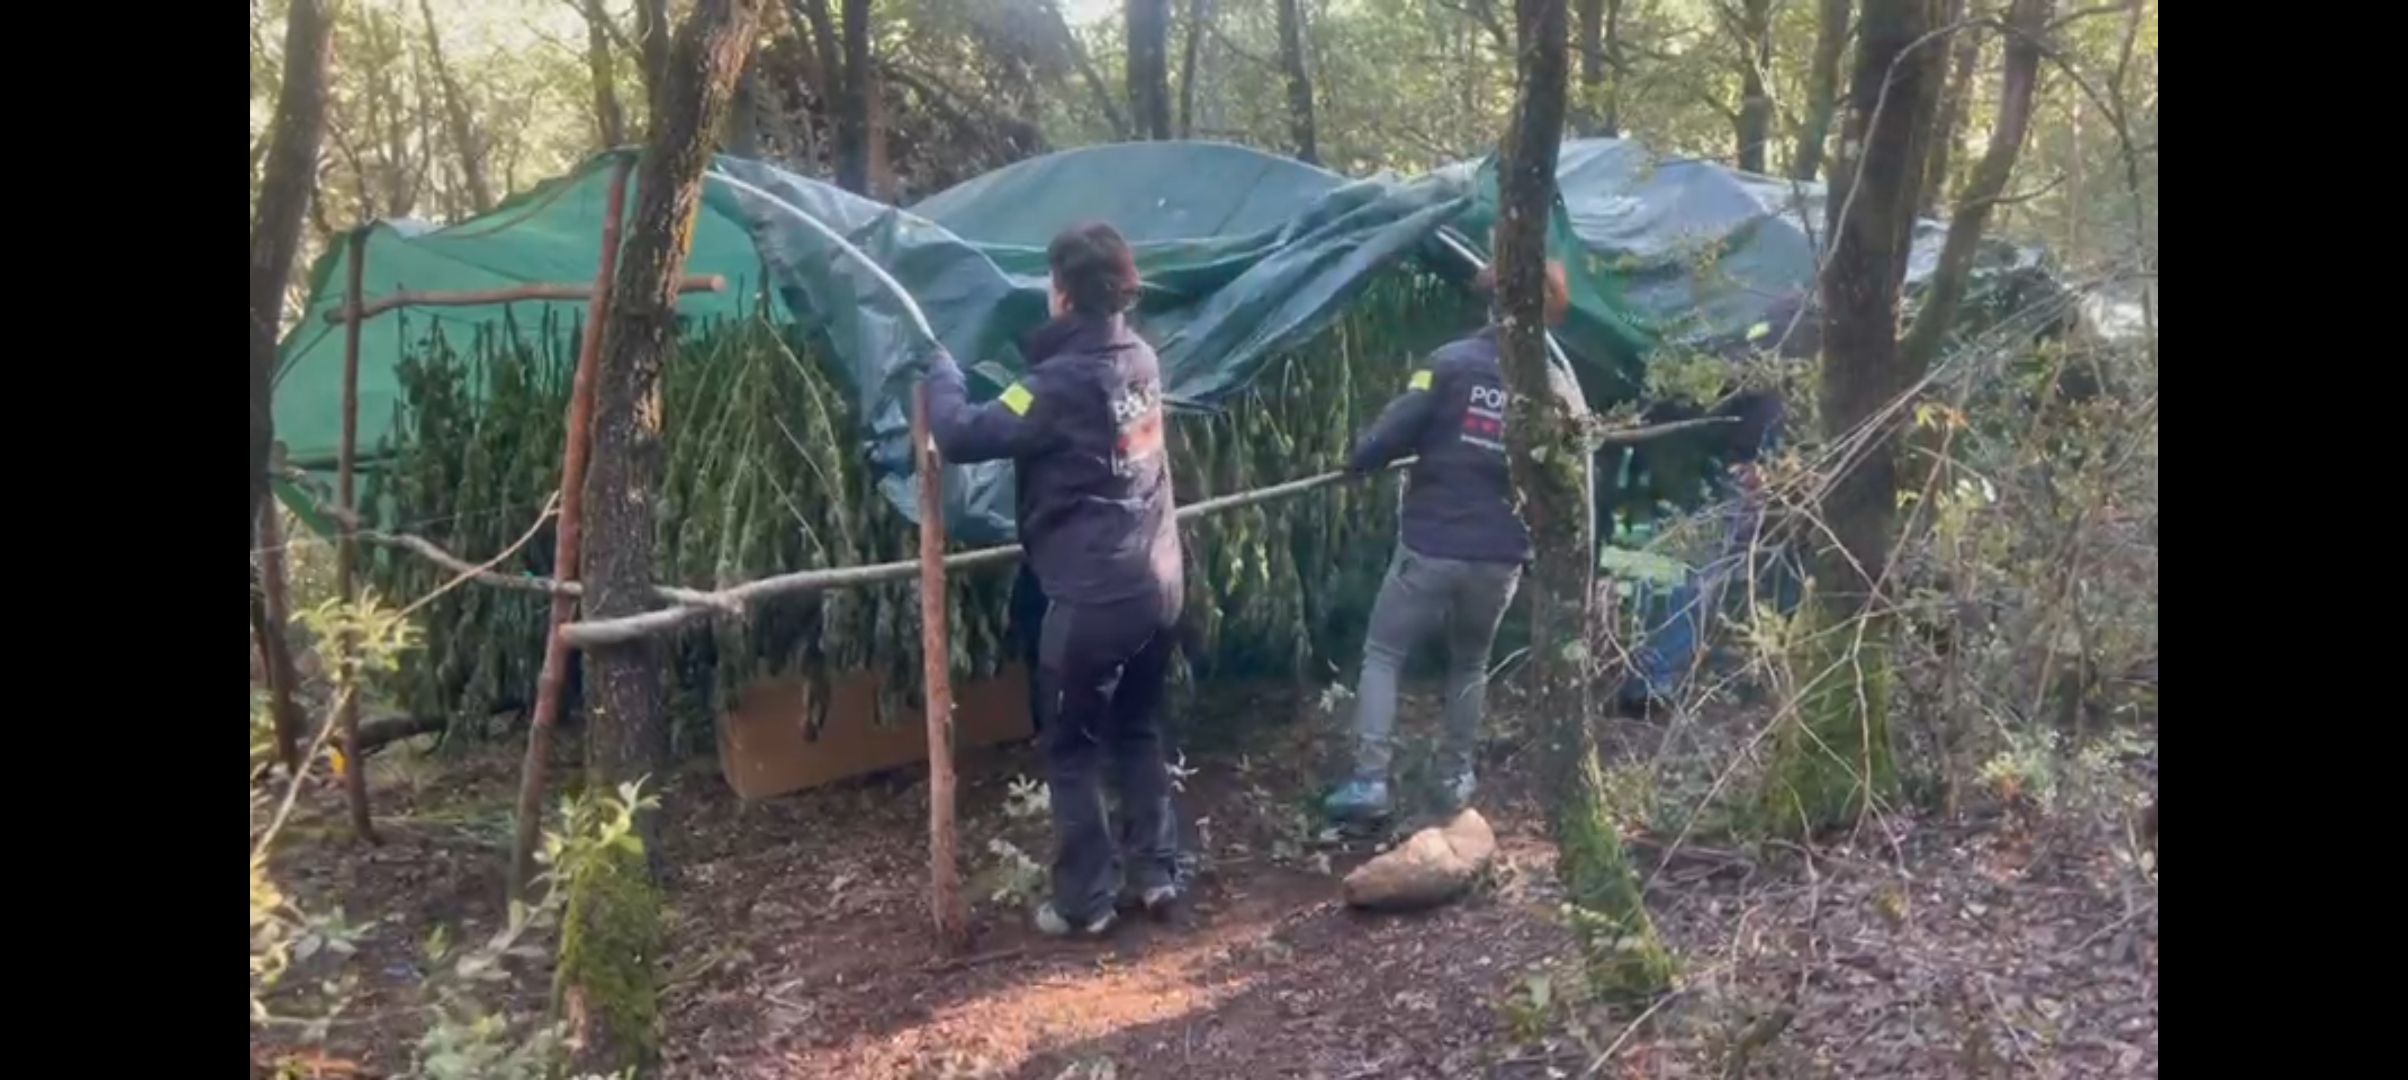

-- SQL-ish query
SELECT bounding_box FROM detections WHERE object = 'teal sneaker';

[1437,771,1478,813]
[1323,778,1392,823]
[1034,902,1116,938]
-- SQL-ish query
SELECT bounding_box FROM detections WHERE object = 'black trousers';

[1038,585,1183,920]
[1010,563,1049,733]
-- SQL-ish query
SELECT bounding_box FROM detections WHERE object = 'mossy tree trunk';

[1493,0,1671,1004]
[1767,0,2050,838]
[1766,0,1939,836]
[562,0,764,1073]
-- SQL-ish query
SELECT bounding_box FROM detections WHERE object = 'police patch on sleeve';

[998,382,1034,415]
[1407,369,1433,391]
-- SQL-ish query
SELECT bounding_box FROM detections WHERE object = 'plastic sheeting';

[273,138,2063,543]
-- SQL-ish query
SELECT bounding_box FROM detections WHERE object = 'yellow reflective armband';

[998,382,1035,416]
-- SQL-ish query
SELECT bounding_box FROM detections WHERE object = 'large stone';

[1341,809,1498,912]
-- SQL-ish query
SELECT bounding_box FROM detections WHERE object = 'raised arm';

[924,351,1064,464]
[1347,366,1441,474]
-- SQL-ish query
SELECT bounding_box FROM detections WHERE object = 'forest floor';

[254,681,2158,1079]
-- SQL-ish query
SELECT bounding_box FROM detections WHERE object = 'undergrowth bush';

[249,590,648,1080]
[1601,311,2158,842]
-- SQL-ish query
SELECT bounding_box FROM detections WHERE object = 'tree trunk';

[579,0,630,149]
[1733,0,1774,173]
[1047,1,1127,139]
[1921,0,1985,214]
[254,500,308,774]
[1177,0,1211,137]
[834,0,873,193]
[1791,0,1853,181]
[1493,0,1671,1004]
[1902,0,2049,370]
[1764,0,1938,836]
[1572,0,1623,137]
[251,0,336,547]
[1126,0,1174,139]
[1273,0,1318,163]
[559,0,764,1074]
[416,0,493,213]
[728,57,765,158]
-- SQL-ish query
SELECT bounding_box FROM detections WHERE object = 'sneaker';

[1437,771,1478,813]
[1034,902,1116,938]
[1323,778,1392,823]
[1116,875,1180,915]
[1136,883,1179,917]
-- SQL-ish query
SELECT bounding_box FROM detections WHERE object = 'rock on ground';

[1341,808,1497,912]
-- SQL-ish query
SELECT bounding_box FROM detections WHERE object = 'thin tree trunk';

[416,0,493,213]
[1791,0,1853,181]
[834,0,873,193]
[1177,0,1211,137]
[1921,0,1983,213]
[787,0,844,169]
[559,0,764,1074]
[1817,0,1933,619]
[251,0,336,545]
[255,500,308,774]
[1126,0,1173,139]
[1733,0,1774,173]
[1493,0,1671,1003]
[1602,0,1626,135]
[1902,0,2049,370]
[580,0,630,148]
[728,55,765,158]
[1274,0,1317,163]
[1047,0,1127,138]
[636,0,674,118]
[789,0,839,106]
[1572,0,1612,136]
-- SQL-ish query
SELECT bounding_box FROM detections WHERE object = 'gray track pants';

[1348,545,1523,781]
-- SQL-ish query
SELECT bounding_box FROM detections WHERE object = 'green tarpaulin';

[274,138,2062,542]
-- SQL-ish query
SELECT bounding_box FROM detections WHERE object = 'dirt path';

[255,693,2158,1078]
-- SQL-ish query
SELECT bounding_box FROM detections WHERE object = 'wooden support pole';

[509,156,636,901]
[336,230,377,843]
[914,384,969,956]
[319,275,727,324]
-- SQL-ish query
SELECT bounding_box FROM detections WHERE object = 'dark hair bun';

[1047,221,1141,317]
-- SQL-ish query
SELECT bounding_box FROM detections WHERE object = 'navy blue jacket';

[925,315,1183,606]
[1346,329,1534,564]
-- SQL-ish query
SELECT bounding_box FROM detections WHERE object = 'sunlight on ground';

[834,928,1265,1071]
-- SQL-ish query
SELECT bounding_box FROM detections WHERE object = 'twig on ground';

[2057,897,2155,961]
[1582,989,1688,1078]
[921,946,1026,974]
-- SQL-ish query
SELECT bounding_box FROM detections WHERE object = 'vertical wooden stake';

[509,156,636,901]
[336,229,377,843]
[914,383,969,955]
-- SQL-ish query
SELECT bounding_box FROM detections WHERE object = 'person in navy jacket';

[1324,259,1574,823]
[923,221,1185,937]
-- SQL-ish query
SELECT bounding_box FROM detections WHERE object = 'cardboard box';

[715,664,1034,800]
